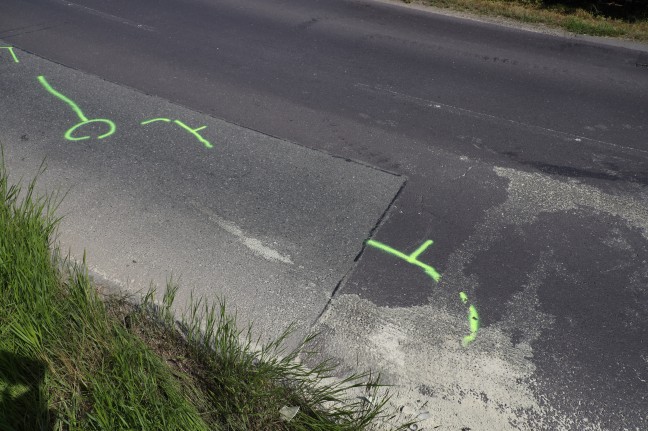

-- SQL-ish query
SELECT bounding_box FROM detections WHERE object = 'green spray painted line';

[366,239,441,282]
[459,291,480,347]
[0,46,19,63]
[141,118,213,149]
[38,76,88,122]
[141,118,171,125]
[38,75,116,141]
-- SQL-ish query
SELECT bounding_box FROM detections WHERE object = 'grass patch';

[563,16,624,36]
[401,0,648,41]
[0,158,409,430]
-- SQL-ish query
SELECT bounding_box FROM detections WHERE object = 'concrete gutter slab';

[0,44,404,341]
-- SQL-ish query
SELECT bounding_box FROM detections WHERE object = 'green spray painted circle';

[64,119,116,141]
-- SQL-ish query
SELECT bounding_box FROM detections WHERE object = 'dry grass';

[402,0,648,41]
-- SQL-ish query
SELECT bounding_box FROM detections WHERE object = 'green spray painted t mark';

[175,121,212,149]
[366,239,441,281]
[37,76,115,141]
[459,292,480,347]
[0,46,19,63]
[141,118,213,149]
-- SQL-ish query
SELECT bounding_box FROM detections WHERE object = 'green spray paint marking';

[141,118,171,125]
[367,238,480,346]
[459,292,480,347]
[37,76,115,141]
[174,121,211,149]
[141,118,213,149]
[0,46,19,63]
[366,239,440,282]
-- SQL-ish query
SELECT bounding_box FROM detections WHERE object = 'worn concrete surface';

[0,46,403,343]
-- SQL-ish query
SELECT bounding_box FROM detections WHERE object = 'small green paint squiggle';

[0,46,19,63]
[459,291,480,347]
[141,118,171,125]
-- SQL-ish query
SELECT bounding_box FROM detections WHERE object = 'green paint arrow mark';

[141,118,213,149]
[366,238,480,346]
[0,46,19,63]
[37,75,115,141]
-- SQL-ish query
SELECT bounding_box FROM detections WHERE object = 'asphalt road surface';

[1,0,647,429]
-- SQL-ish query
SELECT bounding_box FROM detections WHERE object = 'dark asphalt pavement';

[2,0,647,429]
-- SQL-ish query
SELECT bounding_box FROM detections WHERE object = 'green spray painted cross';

[366,239,441,281]
[141,118,213,149]
[366,239,480,347]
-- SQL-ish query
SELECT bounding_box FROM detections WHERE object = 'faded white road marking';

[191,202,293,265]
[355,82,648,156]
[55,0,155,31]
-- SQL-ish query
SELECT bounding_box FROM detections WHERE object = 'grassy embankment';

[402,0,648,41]
[0,159,407,431]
